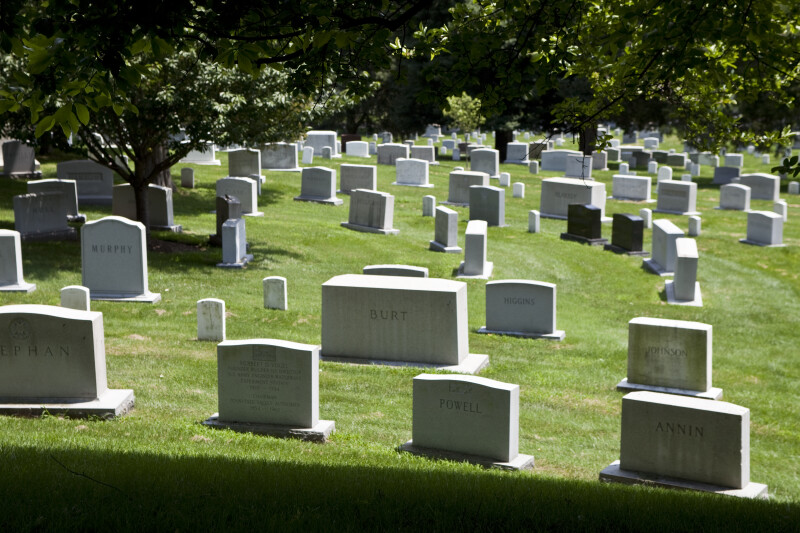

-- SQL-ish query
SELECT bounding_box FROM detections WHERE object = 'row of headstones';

[0,295,764,496]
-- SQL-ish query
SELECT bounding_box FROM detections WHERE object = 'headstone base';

[665,280,703,307]
[399,440,534,471]
[609,196,656,203]
[391,182,435,188]
[216,254,254,269]
[739,239,786,248]
[202,414,335,443]
[456,261,494,279]
[90,291,162,303]
[477,327,565,341]
[150,224,183,233]
[429,241,462,253]
[2,171,42,179]
[0,282,36,293]
[603,243,649,256]
[68,213,87,223]
[560,233,608,246]
[503,159,530,165]
[293,196,343,206]
[440,201,469,207]
[599,461,767,499]
[0,389,134,419]
[19,228,78,242]
[264,167,301,172]
[542,213,612,223]
[320,353,489,375]
[642,258,673,277]
[653,209,701,216]
[340,222,399,235]
[615,378,722,400]
[242,211,265,217]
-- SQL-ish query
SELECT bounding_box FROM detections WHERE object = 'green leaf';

[34,116,56,138]
[75,103,90,125]
[112,103,124,116]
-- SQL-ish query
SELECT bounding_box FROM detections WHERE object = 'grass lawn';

[0,136,798,531]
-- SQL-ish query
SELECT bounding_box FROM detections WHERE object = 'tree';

[442,92,485,134]
[75,49,319,228]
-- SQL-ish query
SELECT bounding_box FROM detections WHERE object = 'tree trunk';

[494,129,513,163]
[579,122,597,156]
[148,142,174,190]
[133,180,150,233]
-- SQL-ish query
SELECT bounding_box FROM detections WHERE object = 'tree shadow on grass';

[0,444,795,531]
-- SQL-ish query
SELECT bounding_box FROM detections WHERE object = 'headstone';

[340,134,362,152]
[452,148,461,161]
[305,130,339,157]
[1,141,40,178]
[504,142,530,164]
[611,175,653,202]
[422,195,436,217]
[665,238,702,306]
[739,173,780,201]
[469,186,506,227]
[590,151,608,171]
[261,142,300,171]
[363,265,428,278]
[540,150,582,172]
[789,181,800,195]
[478,280,564,340]
[643,137,659,150]
[393,158,432,187]
[458,220,493,279]
[301,146,314,164]
[740,211,784,246]
[630,151,652,170]
[56,159,114,205]
[539,177,608,220]
[666,153,687,167]
[498,172,510,187]
[656,167,672,182]
[345,141,369,158]
[216,177,263,215]
[81,217,160,302]
[321,274,488,373]
[209,194,242,246]
[617,317,717,397]
[261,276,289,310]
[294,167,342,205]
[60,285,90,311]
[339,164,377,195]
[228,148,262,179]
[600,391,767,498]
[470,148,500,178]
[652,150,669,164]
[0,230,36,292]
[411,145,437,165]
[528,210,540,233]
[180,168,195,188]
[512,182,524,198]
[380,131,393,144]
[762,154,770,165]
[712,166,742,185]
[0,304,134,418]
[341,189,398,234]
[697,153,719,167]
[655,181,699,215]
[690,162,701,177]
[377,143,410,165]
[565,155,593,179]
[404,140,415,150]
[112,184,182,231]
[606,147,621,162]
[643,219,684,275]
[179,143,220,165]
[647,161,658,174]
[618,162,630,175]
[203,339,334,441]
[27,179,83,222]
[717,183,751,211]
[773,200,788,222]
[605,214,647,256]
[322,147,332,160]
[688,216,701,237]
[561,204,608,246]
[529,141,548,159]
[399,374,533,470]
[724,153,744,168]
[217,218,254,267]
[13,192,76,241]
[639,208,652,229]
[444,170,489,205]
[197,298,225,341]
[430,206,462,253]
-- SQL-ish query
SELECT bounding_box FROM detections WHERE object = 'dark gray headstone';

[209,195,242,246]
[567,204,602,240]
[711,166,742,185]
[611,213,644,252]
[630,151,652,170]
